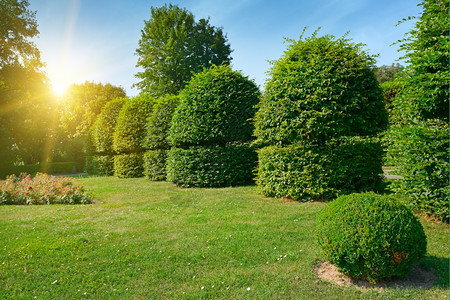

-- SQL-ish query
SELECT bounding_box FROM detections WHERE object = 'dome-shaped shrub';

[167,144,257,187]
[142,95,179,181]
[143,94,180,150]
[114,153,144,178]
[316,192,427,283]
[169,65,261,147]
[167,65,260,187]
[254,32,386,200]
[113,94,154,154]
[91,97,127,154]
[255,32,387,146]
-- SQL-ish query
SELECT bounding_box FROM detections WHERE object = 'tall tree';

[134,4,232,97]
[386,0,449,221]
[0,0,51,165]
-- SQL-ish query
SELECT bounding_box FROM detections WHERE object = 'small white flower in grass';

[284,254,287,258]
[51,280,57,284]
[274,247,276,250]
[201,286,204,290]
[266,261,269,264]
[247,287,251,291]
[193,275,196,279]
[126,288,128,291]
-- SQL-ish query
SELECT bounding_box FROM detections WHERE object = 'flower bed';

[0,173,92,205]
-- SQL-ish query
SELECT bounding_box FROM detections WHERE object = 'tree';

[386,0,449,221]
[373,63,403,84]
[134,4,232,97]
[0,0,51,165]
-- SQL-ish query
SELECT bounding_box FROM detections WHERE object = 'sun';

[52,80,69,97]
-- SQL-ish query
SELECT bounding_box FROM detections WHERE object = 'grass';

[0,176,448,299]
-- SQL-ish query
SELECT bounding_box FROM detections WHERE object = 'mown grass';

[0,176,448,299]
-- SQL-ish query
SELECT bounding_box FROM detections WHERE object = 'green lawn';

[0,176,448,299]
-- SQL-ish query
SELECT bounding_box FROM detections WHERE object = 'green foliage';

[0,0,53,165]
[255,32,387,146]
[167,144,257,187]
[387,0,449,221]
[0,0,40,68]
[392,0,449,122]
[0,173,92,205]
[114,153,144,178]
[85,155,114,176]
[0,162,83,179]
[143,150,167,181]
[113,94,154,154]
[257,137,383,201]
[316,192,427,283]
[169,65,261,147]
[143,95,179,150]
[373,63,403,84]
[91,97,127,154]
[135,4,232,97]
[386,120,449,221]
[59,82,126,139]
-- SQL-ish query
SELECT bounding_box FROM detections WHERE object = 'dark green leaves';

[169,65,261,147]
[134,4,232,97]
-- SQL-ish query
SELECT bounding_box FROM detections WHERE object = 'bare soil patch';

[315,261,436,291]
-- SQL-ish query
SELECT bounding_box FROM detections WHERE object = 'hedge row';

[386,119,449,221]
[167,144,257,188]
[0,162,83,179]
[257,137,383,201]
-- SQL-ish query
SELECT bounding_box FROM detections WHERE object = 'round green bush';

[114,153,144,178]
[254,32,387,146]
[143,150,168,181]
[169,65,261,147]
[316,192,427,283]
[143,95,180,150]
[91,97,127,154]
[113,94,154,154]
[257,137,383,201]
[167,144,257,187]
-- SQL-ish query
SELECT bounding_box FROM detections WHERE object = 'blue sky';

[30,0,422,96]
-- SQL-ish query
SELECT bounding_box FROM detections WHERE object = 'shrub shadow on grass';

[315,256,448,291]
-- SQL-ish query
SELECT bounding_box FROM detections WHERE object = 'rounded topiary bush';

[316,192,427,283]
[91,97,127,154]
[169,64,261,147]
[167,65,260,187]
[255,32,387,146]
[143,150,168,181]
[113,94,154,154]
[114,153,144,178]
[143,94,180,150]
[167,144,257,187]
[257,137,383,201]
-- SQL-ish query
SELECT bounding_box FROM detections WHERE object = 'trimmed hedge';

[91,97,127,154]
[0,162,83,179]
[317,192,427,283]
[254,33,387,146]
[169,65,261,147]
[85,155,115,176]
[386,119,449,221]
[167,144,257,187]
[143,95,180,150]
[143,150,168,181]
[113,94,154,154]
[257,137,383,201]
[114,153,144,178]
